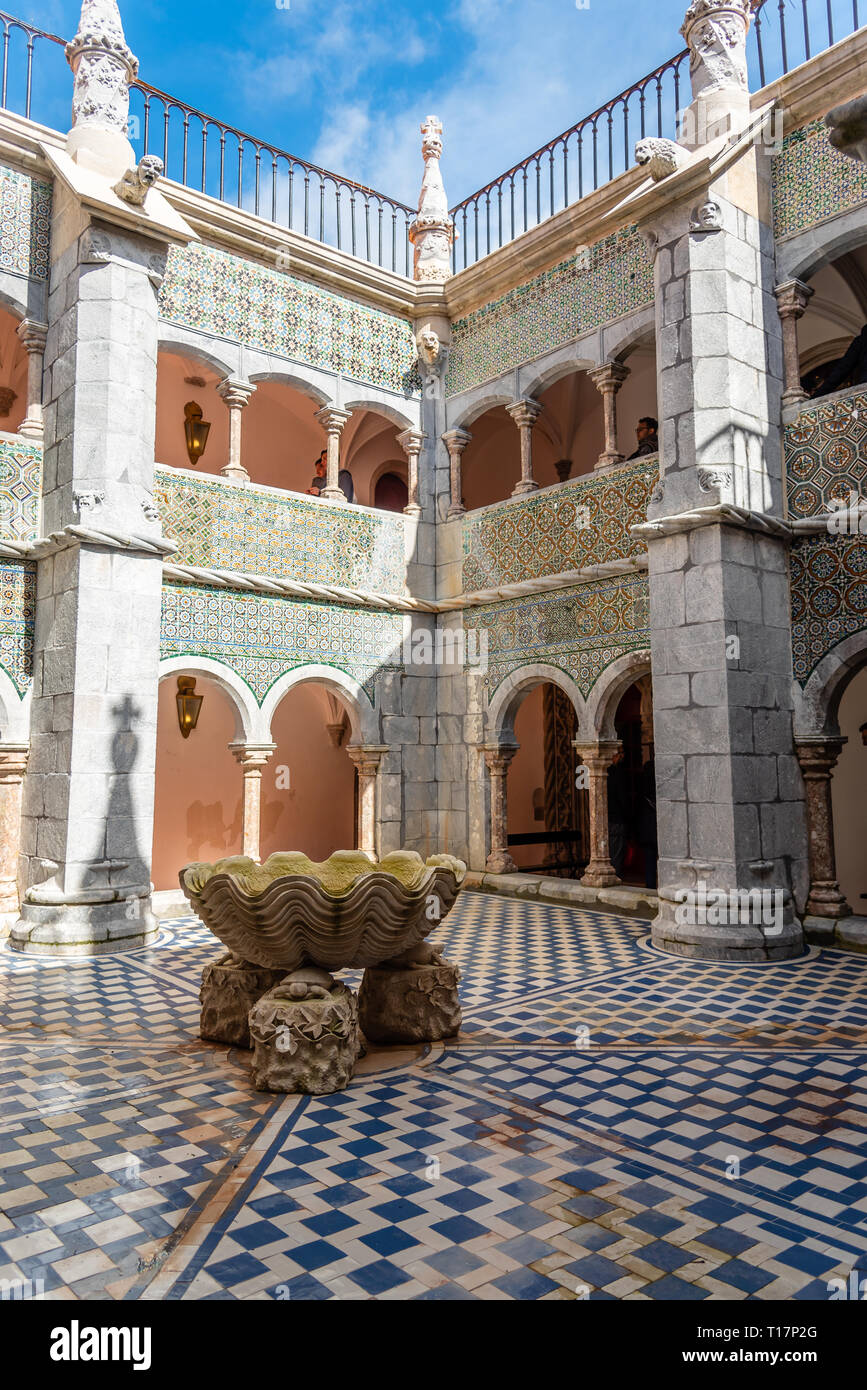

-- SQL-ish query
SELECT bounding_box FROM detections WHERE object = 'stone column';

[795,739,852,919]
[16,320,48,440]
[483,743,518,874]
[507,398,543,496]
[679,0,754,149]
[589,362,629,469]
[217,376,255,482]
[574,741,621,887]
[409,116,454,284]
[314,406,352,502]
[774,280,813,405]
[347,745,388,859]
[0,745,28,915]
[230,742,276,862]
[397,427,425,515]
[442,427,471,518]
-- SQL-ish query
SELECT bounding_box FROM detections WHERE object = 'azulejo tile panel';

[159,243,421,396]
[785,390,867,519]
[0,163,51,280]
[155,466,407,593]
[462,457,657,591]
[0,561,36,697]
[773,119,867,241]
[446,226,653,397]
[790,535,867,684]
[464,572,649,699]
[0,437,42,542]
[160,582,403,702]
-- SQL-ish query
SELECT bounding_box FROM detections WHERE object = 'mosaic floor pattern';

[1,894,865,1301]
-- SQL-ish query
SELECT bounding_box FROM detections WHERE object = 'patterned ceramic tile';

[0,163,52,280]
[155,465,407,593]
[0,437,42,542]
[160,582,403,703]
[785,390,867,519]
[446,226,654,397]
[465,572,649,699]
[790,534,867,684]
[773,119,867,241]
[159,242,421,396]
[0,560,36,697]
[462,457,657,591]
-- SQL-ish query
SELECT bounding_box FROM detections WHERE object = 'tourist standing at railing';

[811,324,867,397]
[307,450,355,502]
[628,417,658,459]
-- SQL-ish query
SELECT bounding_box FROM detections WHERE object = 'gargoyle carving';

[113,153,164,206]
[635,137,689,181]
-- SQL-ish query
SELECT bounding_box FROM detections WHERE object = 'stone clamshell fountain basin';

[179,849,466,971]
[180,850,467,1095]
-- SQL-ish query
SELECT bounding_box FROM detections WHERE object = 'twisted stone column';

[574,740,621,887]
[442,427,471,518]
[397,427,425,515]
[314,406,352,502]
[589,362,629,469]
[230,742,276,861]
[16,320,47,441]
[0,745,28,914]
[795,738,852,919]
[774,280,813,405]
[507,398,543,496]
[347,745,387,859]
[483,743,518,874]
[217,377,255,482]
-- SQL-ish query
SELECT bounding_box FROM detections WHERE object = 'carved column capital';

[506,398,544,430]
[774,279,814,321]
[482,742,518,776]
[17,319,47,356]
[588,362,630,395]
[314,406,352,436]
[217,376,256,411]
[229,742,277,772]
[442,427,472,453]
[346,744,388,777]
[0,744,29,782]
[443,427,472,518]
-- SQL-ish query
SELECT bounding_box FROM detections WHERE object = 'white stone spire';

[679,0,755,147]
[409,115,454,284]
[65,0,138,177]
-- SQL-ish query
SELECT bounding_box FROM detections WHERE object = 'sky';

[27,0,697,206]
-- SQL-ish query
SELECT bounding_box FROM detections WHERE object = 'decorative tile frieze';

[0,437,42,541]
[772,119,867,241]
[0,163,52,280]
[446,226,653,396]
[785,390,867,519]
[464,572,649,699]
[462,456,657,591]
[160,582,403,702]
[155,466,407,593]
[0,561,36,697]
[790,535,867,684]
[159,242,421,396]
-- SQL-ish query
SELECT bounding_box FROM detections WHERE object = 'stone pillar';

[442,427,471,518]
[314,406,352,502]
[217,376,254,482]
[507,399,543,496]
[0,745,28,915]
[16,320,48,440]
[397,427,425,515]
[589,362,629,469]
[409,116,454,284]
[679,1,754,150]
[347,745,387,859]
[795,739,852,919]
[230,742,276,861]
[483,743,518,874]
[11,0,196,955]
[574,741,621,887]
[774,280,813,405]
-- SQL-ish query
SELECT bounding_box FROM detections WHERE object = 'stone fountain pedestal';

[200,952,288,1049]
[248,969,363,1095]
[358,942,462,1043]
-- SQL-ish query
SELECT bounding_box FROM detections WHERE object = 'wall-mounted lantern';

[184,400,211,467]
[176,677,203,738]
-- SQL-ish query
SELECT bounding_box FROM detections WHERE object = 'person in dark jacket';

[813,324,867,396]
[638,755,658,889]
[628,417,659,458]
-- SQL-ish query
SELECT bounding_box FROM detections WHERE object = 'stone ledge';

[462,871,658,919]
[804,914,867,953]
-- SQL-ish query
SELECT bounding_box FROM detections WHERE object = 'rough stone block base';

[200,953,287,1048]
[358,943,462,1042]
[9,902,159,956]
[652,906,805,962]
[249,970,362,1094]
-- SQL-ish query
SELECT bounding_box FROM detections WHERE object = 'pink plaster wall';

[832,665,867,913]
[507,684,546,870]
[259,684,356,862]
[0,307,30,436]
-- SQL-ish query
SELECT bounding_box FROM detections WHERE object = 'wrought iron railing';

[0,10,416,276]
[449,0,866,269]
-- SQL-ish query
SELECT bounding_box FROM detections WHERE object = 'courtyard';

[2,893,865,1303]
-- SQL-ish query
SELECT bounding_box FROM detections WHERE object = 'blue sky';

[27,0,697,204]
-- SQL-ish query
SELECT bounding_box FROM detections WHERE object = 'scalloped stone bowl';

[179,849,466,972]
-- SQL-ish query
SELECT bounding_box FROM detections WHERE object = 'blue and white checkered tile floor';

[1,894,865,1300]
